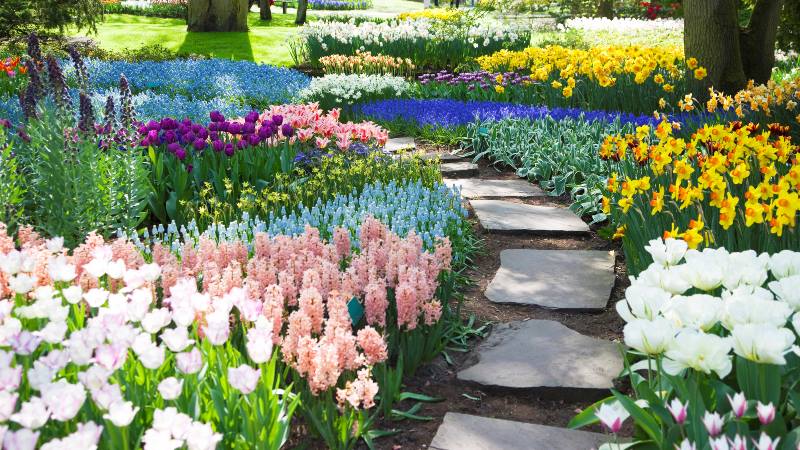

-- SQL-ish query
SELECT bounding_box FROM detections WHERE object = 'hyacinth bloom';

[356,98,669,131]
[0,215,452,447]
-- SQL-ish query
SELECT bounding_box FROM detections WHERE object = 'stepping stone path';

[440,162,479,177]
[423,152,464,162]
[430,158,621,448]
[470,200,590,235]
[430,413,610,450]
[485,249,615,310]
[445,178,544,198]
[384,136,416,153]
[457,320,623,392]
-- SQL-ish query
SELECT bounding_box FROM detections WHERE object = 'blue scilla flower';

[67,59,310,107]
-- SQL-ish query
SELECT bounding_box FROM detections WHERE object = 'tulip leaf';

[735,357,781,405]
[567,396,615,429]
[612,390,663,443]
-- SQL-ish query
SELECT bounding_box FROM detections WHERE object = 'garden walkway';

[388,137,623,450]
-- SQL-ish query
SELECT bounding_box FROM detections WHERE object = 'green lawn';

[72,12,302,66]
[71,0,425,66]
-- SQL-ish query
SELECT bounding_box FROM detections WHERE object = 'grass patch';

[71,12,302,66]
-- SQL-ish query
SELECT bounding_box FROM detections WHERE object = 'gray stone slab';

[430,413,610,450]
[458,320,623,391]
[470,200,589,235]
[440,162,478,177]
[486,249,614,310]
[445,178,544,198]
[384,136,416,152]
[422,152,463,162]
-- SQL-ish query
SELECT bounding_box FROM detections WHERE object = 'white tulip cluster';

[302,18,525,49]
[619,238,800,377]
[299,74,411,106]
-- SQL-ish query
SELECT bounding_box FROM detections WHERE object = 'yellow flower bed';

[478,45,687,86]
[397,8,464,22]
[602,119,800,273]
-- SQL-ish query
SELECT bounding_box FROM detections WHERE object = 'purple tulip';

[167,142,182,154]
[228,123,241,134]
[210,110,225,122]
[181,118,192,126]
[245,111,259,123]
[164,131,177,143]
[258,126,272,139]
[197,128,208,140]
[186,164,193,173]
[281,123,294,137]
[175,147,187,160]
[212,140,224,152]
[247,134,260,146]
[146,120,160,131]
[271,115,283,126]
[147,130,159,143]
[193,138,206,151]
[224,144,234,156]
[237,139,247,150]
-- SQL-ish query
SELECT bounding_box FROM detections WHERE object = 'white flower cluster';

[299,74,411,105]
[618,238,800,377]
[302,18,524,48]
[564,17,684,32]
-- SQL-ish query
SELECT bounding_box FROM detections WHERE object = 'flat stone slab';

[445,179,544,198]
[441,162,478,177]
[470,200,589,235]
[422,152,463,162]
[458,320,623,392]
[486,249,614,310]
[384,136,416,152]
[430,413,610,450]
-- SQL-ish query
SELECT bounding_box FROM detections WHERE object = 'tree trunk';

[597,0,613,18]
[259,0,272,20]
[740,0,783,84]
[295,0,307,25]
[187,0,249,32]
[684,0,746,95]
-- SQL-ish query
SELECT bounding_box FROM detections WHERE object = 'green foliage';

[462,116,638,221]
[0,129,26,232]
[777,0,800,51]
[185,151,442,231]
[0,0,103,38]
[14,107,150,246]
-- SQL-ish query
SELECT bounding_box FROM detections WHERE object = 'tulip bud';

[667,398,688,425]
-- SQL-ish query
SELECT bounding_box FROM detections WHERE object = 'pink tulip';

[595,402,626,433]
[703,411,724,437]
[728,392,747,418]
[756,402,775,425]
[667,398,688,425]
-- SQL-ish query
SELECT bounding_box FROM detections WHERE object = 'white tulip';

[768,275,800,310]
[721,294,792,330]
[644,238,687,267]
[616,284,672,322]
[623,318,675,355]
[731,324,795,365]
[663,330,732,378]
[10,397,49,429]
[158,377,183,401]
[161,327,194,353]
[770,250,800,279]
[104,400,139,427]
[634,264,691,295]
[721,250,769,290]
[663,294,723,331]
